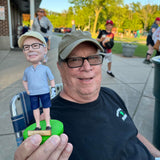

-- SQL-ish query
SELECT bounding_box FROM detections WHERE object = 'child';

[96,20,115,77]
[18,31,56,130]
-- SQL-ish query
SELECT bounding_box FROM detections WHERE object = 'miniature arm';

[22,80,30,95]
[137,133,160,157]
[50,79,56,99]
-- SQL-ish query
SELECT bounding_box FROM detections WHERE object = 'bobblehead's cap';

[18,31,47,48]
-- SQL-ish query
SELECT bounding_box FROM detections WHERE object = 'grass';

[112,42,150,58]
[92,34,152,58]
[107,35,157,58]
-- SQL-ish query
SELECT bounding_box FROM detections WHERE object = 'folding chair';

[10,83,63,146]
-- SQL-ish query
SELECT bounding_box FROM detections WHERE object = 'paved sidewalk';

[0,35,156,159]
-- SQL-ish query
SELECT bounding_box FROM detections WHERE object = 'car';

[66,28,72,33]
[54,28,60,32]
[59,27,72,33]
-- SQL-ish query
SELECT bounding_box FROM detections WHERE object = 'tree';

[69,0,123,35]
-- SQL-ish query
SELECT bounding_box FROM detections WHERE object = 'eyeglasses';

[23,43,45,51]
[61,54,104,68]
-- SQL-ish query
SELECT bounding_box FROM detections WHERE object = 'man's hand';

[14,133,73,160]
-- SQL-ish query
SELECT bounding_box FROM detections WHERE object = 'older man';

[15,30,160,160]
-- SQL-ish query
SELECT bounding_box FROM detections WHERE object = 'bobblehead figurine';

[18,31,63,143]
[18,31,64,141]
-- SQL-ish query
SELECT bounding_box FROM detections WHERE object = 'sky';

[40,0,74,13]
[40,0,159,13]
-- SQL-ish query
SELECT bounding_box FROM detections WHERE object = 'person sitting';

[15,30,160,160]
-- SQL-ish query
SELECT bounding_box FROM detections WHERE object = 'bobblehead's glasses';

[23,43,45,51]
[62,54,104,68]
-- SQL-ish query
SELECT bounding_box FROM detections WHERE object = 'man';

[97,20,115,77]
[15,30,160,160]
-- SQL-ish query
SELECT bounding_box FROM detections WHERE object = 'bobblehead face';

[23,37,47,65]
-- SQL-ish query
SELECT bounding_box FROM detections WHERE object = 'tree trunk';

[92,7,102,35]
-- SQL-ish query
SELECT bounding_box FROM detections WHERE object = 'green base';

[23,119,64,144]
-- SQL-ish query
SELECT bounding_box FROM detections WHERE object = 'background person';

[32,8,53,63]
[96,20,115,77]
[15,30,160,160]
[143,17,160,64]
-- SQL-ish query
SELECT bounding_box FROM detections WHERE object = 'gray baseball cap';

[58,30,104,60]
[18,31,47,48]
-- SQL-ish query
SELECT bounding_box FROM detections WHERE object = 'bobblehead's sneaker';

[46,126,51,130]
[107,71,115,77]
[35,127,41,130]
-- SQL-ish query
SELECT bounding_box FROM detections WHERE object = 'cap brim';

[18,31,47,48]
[60,38,104,59]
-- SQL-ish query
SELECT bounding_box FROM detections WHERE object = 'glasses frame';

[61,54,104,68]
[23,43,45,51]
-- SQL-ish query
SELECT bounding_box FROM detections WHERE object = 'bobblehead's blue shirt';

[23,64,54,95]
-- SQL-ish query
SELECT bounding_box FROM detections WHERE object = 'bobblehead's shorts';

[104,53,112,63]
[30,93,51,110]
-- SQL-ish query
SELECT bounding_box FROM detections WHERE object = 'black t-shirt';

[97,30,114,53]
[50,87,154,160]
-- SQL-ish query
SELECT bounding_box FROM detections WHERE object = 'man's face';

[23,37,47,64]
[57,43,102,103]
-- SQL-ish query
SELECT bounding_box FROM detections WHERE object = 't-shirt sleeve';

[97,30,103,39]
[46,67,54,80]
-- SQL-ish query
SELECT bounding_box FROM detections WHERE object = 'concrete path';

[0,35,156,159]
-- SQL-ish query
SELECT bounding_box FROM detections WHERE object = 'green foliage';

[23,1,160,35]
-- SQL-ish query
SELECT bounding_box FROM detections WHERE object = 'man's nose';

[81,59,92,70]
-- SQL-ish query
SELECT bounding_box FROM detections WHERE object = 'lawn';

[109,35,156,58]
[92,34,155,58]
[112,42,150,58]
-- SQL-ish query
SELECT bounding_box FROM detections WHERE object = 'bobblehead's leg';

[40,93,51,130]
[30,95,41,130]
[33,108,41,129]
[43,108,51,127]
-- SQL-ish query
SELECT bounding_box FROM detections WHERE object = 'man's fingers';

[48,134,72,160]
[58,143,73,160]
[28,135,61,160]
[14,134,42,160]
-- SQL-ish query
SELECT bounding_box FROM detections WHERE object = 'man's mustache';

[27,52,38,56]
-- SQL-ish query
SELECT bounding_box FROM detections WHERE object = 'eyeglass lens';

[23,43,43,51]
[66,55,104,68]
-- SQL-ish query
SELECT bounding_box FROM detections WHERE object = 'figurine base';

[23,119,64,144]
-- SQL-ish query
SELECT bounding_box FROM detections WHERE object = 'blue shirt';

[23,64,54,95]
